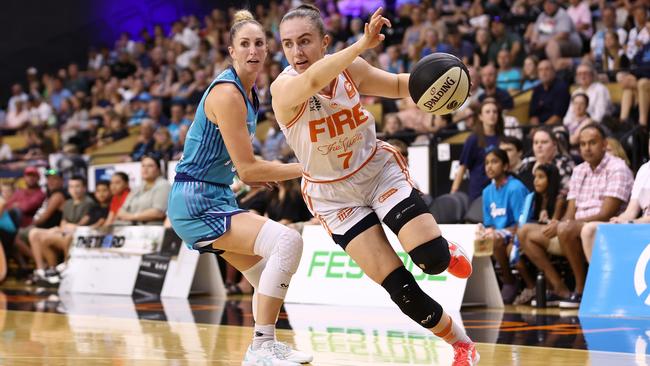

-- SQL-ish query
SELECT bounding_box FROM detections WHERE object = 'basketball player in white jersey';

[271,5,479,366]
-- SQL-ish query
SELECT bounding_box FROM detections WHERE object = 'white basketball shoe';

[242,340,313,365]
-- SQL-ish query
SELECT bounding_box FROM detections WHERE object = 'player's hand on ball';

[357,7,391,51]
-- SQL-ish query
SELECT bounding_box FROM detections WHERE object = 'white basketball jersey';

[278,66,378,183]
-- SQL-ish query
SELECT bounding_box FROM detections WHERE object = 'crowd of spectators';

[0,1,648,306]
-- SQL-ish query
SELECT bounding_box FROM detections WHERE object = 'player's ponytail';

[229,9,263,44]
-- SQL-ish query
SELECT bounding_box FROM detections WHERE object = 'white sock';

[432,313,471,345]
[252,323,275,350]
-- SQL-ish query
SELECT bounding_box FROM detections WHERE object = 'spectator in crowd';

[28,176,94,285]
[116,156,170,225]
[620,40,650,127]
[261,117,289,162]
[49,77,73,112]
[446,25,473,65]
[27,94,54,127]
[15,169,67,270]
[521,56,541,91]
[496,49,522,92]
[606,137,631,167]
[7,83,29,114]
[590,6,627,63]
[566,0,592,42]
[381,113,416,145]
[581,159,650,261]
[476,149,531,303]
[518,126,574,211]
[172,124,189,160]
[499,136,524,173]
[596,30,630,82]
[88,180,112,227]
[563,92,593,148]
[111,51,137,79]
[147,99,171,127]
[395,97,435,141]
[529,60,570,125]
[56,144,88,183]
[515,163,562,304]
[6,98,32,130]
[529,0,583,71]
[65,63,89,94]
[525,124,633,308]
[488,15,524,67]
[97,112,128,147]
[478,64,514,110]
[420,27,451,57]
[0,136,12,162]
[167,103,191,145]
[5,167,46,228]
[567,63,611,123]
[625,5,649,61]
[151,127,175,161]
[383,45,405,74]
[129,119,156,161]
[0,181,17,283]
[452,99,505,200]
[401,6,425,53]
[103,172,130,228]
[473,28,491,69]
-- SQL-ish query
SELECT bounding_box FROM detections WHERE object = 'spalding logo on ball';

[408,53,471,115]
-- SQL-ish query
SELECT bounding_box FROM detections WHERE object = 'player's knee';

[382,189,431,235]
[254,220,303,274]
[277,228,303,274]
[409,236,451,275]
[381,266,443,328]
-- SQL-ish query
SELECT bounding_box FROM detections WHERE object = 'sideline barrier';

[59,225,224,299]
[580,224,650,318]
[285,224,503,311]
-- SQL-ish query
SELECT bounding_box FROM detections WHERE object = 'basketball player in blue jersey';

[271,5,479,365]
[167,10,311,366]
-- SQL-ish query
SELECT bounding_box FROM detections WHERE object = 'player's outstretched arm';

[346,57,409,99]
[206,84,302,182]
[271,7,391,114]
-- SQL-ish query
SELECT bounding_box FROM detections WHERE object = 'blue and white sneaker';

[242,340,312,365]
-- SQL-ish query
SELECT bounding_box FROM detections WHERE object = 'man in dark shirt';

[478,64,514,110]
[529,60,570,125]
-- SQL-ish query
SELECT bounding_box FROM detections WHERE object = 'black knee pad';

[383,189,431,235]
[381,266,443,328]
[409,236,451,275]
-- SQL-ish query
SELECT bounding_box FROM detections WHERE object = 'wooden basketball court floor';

[0,279,648,365]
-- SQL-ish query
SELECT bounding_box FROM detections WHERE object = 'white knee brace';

[241,258,266,322]
[253,220,303,299]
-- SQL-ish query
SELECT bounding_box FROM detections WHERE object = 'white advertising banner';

[59,226,224,298]
[407,144,430,194]
[88,162,143,192]
[285,224,475,311]
[59,226,165,295]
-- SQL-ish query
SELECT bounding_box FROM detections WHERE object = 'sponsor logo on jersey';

[308,102,369,143]
[337,207,355,222]
[309,96,322,112]
[379,188,398,203]
[422,76,457,110]
[344,80,356,99]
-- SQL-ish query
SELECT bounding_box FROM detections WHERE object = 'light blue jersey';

[175,66,258,185]
[482,175,530,230]
[168,67,258,251]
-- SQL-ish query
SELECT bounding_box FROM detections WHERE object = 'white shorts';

[301,141,416,237]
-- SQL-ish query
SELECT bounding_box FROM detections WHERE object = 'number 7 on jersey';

[337,151,353,169]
